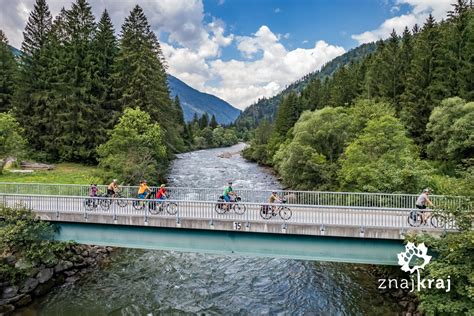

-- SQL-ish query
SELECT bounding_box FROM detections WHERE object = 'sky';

[0,0,452,109]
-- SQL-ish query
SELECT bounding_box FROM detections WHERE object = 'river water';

[19,144,401,315]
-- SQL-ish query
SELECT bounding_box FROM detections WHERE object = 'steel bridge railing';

[0,193,458,231]
[0,182,464,209]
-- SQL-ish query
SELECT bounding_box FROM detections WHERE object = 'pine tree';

[209,114,218,129]
[400,14,440,150]
[199,113,209,129]
[56,0,99,162]
[13,0,53,155]
[92,10,119,131]
[113,5,184,154]
[447,0,474,100]
[0,30,17,112]
[399,27,413,91]
[274,91,299,136]
[381,29,403,110]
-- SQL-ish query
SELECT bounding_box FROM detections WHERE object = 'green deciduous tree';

[426,97,473,165]
[0,113,27,173]
[97,107,167,185]
[338,115,432,193]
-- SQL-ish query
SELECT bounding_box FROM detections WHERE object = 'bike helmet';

[160,184,166,188]
[113,179,117,183]
[423,188,430,193]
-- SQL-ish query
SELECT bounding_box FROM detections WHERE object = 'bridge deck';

[1,194,453,240]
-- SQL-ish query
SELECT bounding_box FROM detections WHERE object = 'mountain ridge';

[235,42,377,128]
[167,74,241,125]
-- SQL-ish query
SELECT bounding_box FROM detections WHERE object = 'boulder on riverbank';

[0,244,113,313]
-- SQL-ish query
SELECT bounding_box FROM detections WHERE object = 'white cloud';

[274,8,281,13]
[352,0,452,44]
[1,0,344,110]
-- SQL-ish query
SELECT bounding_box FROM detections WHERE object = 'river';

[18,144,401,315]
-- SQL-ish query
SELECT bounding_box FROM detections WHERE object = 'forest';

[0,0,238,184]
[243,2,473,197]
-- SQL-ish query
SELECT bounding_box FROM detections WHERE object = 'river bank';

[0,244,112,314]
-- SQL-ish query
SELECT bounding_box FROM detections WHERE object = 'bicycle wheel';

[430,214,445,228]
[215,202,227,214]
[148,201,161,215]
[100,199,111,210]
[407,210,422,227]
[166,202,178,215]
[84,199,95,211]
[259,206,272,219]
[279,207,292,220]
[116,194,128,207]
[133,200,144,210]
[233,203,246,215]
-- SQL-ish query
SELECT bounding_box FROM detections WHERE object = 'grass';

[0,163,101,184]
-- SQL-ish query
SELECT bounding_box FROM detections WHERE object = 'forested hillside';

[0,0,239,184]
[243,1,473,196]
[235,42,377,129]
[167,74,241,125]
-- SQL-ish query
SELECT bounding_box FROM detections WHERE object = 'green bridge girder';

[53,222,405,265]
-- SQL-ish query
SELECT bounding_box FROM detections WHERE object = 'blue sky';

[205,0,410,54]
[0,0,452,109]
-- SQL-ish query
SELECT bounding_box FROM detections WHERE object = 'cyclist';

[156,184,167,201]
[223,180,236,202]
[267,191,282,214]
[223,180,236,210]
[416,188,434,223]
[107,179,119,197]
[89,184,98,197]
[138,180,151,199]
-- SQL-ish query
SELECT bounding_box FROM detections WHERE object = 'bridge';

[0,182,462,265]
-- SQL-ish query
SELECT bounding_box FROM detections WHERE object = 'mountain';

[235,42,377,129]
[167,75,241,125]
[8,45,21,57]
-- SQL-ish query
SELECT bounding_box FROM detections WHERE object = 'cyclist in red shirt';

[156,184,167,201]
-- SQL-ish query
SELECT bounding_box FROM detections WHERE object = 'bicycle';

[84,192,109,211]
[259,198,292,220]
[132,191,153,210]
[407,208,447,228]
[100,189,129,210]
[215,195,246,215]
[148,198,178,215]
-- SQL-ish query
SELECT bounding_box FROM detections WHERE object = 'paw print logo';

[397,242,432,274]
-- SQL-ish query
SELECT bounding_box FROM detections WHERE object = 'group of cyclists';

[88,179,169,201]
[88,179,437,224]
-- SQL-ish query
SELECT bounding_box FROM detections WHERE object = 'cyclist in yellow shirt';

[138,180,151,199]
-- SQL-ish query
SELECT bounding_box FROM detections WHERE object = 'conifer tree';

[93,9,118,131]
[399,27,413,90]
[13,0,53,154]
[0,30,17,112]
[274,91,299,136]
[400,14,440,149]
[199,113,209,129]
[209,114,218,129]
[381,29,403,110]
[56,0,99,161]
[113,5,185,153]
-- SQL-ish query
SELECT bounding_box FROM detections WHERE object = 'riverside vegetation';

[241,2,473,315]
[0,0,239,185]
[0,206,113,314]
